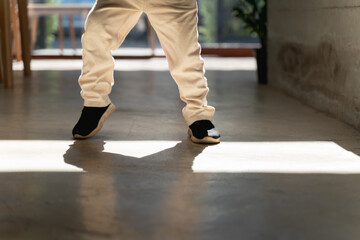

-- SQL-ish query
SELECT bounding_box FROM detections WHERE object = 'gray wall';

[268,0,360,129]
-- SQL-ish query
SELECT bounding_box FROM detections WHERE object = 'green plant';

[32,0,60,48]
[198,0,254,44]
[45,0,60,48]
[233,0,267,84]
[198,0,218,43]
[233,0,267,46]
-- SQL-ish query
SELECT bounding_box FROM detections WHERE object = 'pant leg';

[145,0,215,126]
[79,0,142,107]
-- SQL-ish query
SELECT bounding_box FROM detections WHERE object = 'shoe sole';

[188,128,220,144]
[73,103,116,139]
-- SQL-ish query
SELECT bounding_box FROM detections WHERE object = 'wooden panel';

[0,0,14,87]
[18,0,32,76]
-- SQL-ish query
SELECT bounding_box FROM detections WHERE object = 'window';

[28,0,258,57]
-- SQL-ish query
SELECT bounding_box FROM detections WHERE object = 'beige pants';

[78,0,215,125]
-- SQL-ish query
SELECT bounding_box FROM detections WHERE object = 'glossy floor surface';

[2,58,360,240]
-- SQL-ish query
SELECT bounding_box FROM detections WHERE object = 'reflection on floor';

[1,58,360,239]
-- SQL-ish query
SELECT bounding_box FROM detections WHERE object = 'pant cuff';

[184,106,215,126]
[83,98,112,107]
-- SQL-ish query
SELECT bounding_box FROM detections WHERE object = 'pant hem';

[83,99,112,107]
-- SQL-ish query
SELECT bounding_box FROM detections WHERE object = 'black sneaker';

[72,103,116,139]
[188,120,220,144]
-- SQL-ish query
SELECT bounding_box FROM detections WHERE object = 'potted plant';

[233,0,267,84]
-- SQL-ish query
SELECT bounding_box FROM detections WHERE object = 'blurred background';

[28,0,260,57]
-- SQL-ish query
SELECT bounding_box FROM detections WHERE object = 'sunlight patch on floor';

[0,140,181,172]
[0,140,82,172]
[1,140,360,174]
[104,141,180,158]
[193,141,360,174]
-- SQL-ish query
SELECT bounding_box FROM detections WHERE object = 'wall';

[268,0,360,129]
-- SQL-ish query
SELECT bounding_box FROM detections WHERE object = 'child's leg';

[79,1,142,107]
[146,0,215,126]
[72,1,143,139]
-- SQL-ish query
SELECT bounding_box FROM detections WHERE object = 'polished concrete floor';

[2,58,360,239]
